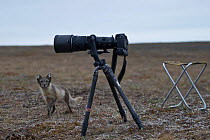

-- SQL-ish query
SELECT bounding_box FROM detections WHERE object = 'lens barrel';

[54,35,89,53]
[54,35,73,53]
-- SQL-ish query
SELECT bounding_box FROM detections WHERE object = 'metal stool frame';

[161,61,207,110]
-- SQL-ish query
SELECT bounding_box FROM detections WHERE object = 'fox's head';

[36,73,51,88]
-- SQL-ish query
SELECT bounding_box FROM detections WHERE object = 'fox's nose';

[41,84,46,87]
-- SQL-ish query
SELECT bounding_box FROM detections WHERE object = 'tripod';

[81,35,143,137]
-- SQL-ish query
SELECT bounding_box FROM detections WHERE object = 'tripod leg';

[105,73,127,122]
[104,65,143,129]
[81,68,99,137]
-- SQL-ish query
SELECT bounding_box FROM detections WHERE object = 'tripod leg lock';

[104,65,121,87]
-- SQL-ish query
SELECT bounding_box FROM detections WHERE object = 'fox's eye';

[40,80,43,82]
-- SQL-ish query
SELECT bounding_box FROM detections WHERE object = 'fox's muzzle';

[40,83,50,88]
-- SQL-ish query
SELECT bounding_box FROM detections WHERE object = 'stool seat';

[161,61,207,110]
[164,61,207,66]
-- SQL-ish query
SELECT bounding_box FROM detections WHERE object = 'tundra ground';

[0,42,210,139]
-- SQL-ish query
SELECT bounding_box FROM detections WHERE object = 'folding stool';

[161,61,207,110]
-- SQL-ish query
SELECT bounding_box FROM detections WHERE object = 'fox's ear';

[47,73,52,79]
[36,74,41,80]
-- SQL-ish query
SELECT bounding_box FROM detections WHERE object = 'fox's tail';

[74,97,83,104]
[69,96,83,107]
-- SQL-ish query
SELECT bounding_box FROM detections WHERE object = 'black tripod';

[81,35,143,137]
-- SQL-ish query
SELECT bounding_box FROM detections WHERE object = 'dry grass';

[0,42,210,139]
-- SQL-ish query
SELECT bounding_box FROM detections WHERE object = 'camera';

[54,33,128,56]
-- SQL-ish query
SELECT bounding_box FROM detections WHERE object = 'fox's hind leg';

[65,98,73,113]
[64,92,73,113]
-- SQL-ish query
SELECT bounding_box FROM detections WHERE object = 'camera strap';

[117,56,127,83]
[111,51,127,83]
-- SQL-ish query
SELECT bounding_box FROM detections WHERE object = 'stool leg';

[169,64,193,109]
[175,64,207,108]
[161,63,174,107]
[180,64,207,110]
[162,63,192,109]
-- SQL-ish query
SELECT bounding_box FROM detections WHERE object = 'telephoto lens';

[54,34,116,53]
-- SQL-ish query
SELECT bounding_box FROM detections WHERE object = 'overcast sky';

[0,0,210,45]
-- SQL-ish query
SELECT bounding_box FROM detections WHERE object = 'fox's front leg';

[47,98,57,116]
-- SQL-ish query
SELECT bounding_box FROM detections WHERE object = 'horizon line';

[0,40,210,47]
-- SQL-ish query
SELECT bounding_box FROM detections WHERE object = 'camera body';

[54,33,128,56]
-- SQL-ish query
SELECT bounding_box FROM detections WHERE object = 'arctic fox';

[36,73,83,116]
